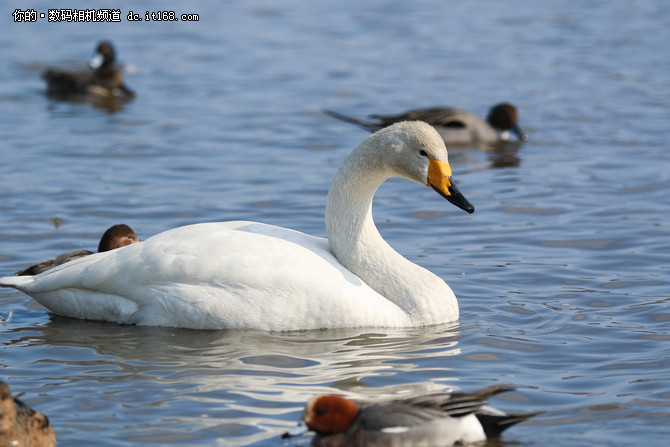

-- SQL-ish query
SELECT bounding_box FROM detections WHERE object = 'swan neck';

[325,144,386,263]
[324,142,456,325]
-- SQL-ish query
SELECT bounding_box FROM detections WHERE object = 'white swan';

[0,122,474,331]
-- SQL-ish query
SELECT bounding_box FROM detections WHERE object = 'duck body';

[325,103,527,146]
[292,385,537,447]
[0,381,56,447]
[1,122,473,331]
[16,250,93,276]
[42,41,134,100]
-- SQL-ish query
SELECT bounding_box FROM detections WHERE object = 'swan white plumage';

[0,121,474,331]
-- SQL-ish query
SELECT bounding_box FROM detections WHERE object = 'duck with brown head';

[285,385,539,446]
[16,224,139,276]
[0,381,56,447]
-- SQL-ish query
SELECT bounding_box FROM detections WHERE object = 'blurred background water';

[1,0,669,445]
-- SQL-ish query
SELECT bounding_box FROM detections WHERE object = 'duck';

[42,41,135,100]
[0,381,57,447]
[0,122,474,331]
[284,384,538,446]
[325,103,528,146]
[16,224,140,276]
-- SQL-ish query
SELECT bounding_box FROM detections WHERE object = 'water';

[1,0,669,445]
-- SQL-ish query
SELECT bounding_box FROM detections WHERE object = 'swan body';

[1,122,474,331]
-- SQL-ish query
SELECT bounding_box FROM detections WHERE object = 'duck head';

[97,224,140,252]
[89,41,116,69]
[303,394,360,435]
[487,103,528,142]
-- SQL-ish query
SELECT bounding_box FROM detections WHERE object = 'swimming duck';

[16,224,140,276]
[325,103,528,146]
[42,41,135,99]
[285,384,538,446]
[0,381,57,447]
[0,122,473,331]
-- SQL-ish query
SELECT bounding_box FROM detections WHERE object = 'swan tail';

[0,275,33,290]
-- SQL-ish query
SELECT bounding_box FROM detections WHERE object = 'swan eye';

[419,150,428,157]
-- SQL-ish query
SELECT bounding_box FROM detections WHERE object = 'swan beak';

[427,158,475,214]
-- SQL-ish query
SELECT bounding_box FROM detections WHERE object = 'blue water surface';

[1,0,669,445]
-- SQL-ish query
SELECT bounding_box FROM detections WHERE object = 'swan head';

[373,121,475,214]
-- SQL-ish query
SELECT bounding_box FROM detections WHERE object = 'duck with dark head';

[42,41,135,100]
[325,102,528,146]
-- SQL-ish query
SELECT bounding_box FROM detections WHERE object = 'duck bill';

[427,158,475,214]
[511,123,528,142]
[282,421,309,439]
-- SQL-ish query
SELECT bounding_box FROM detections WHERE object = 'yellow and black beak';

[427,158,475,214]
